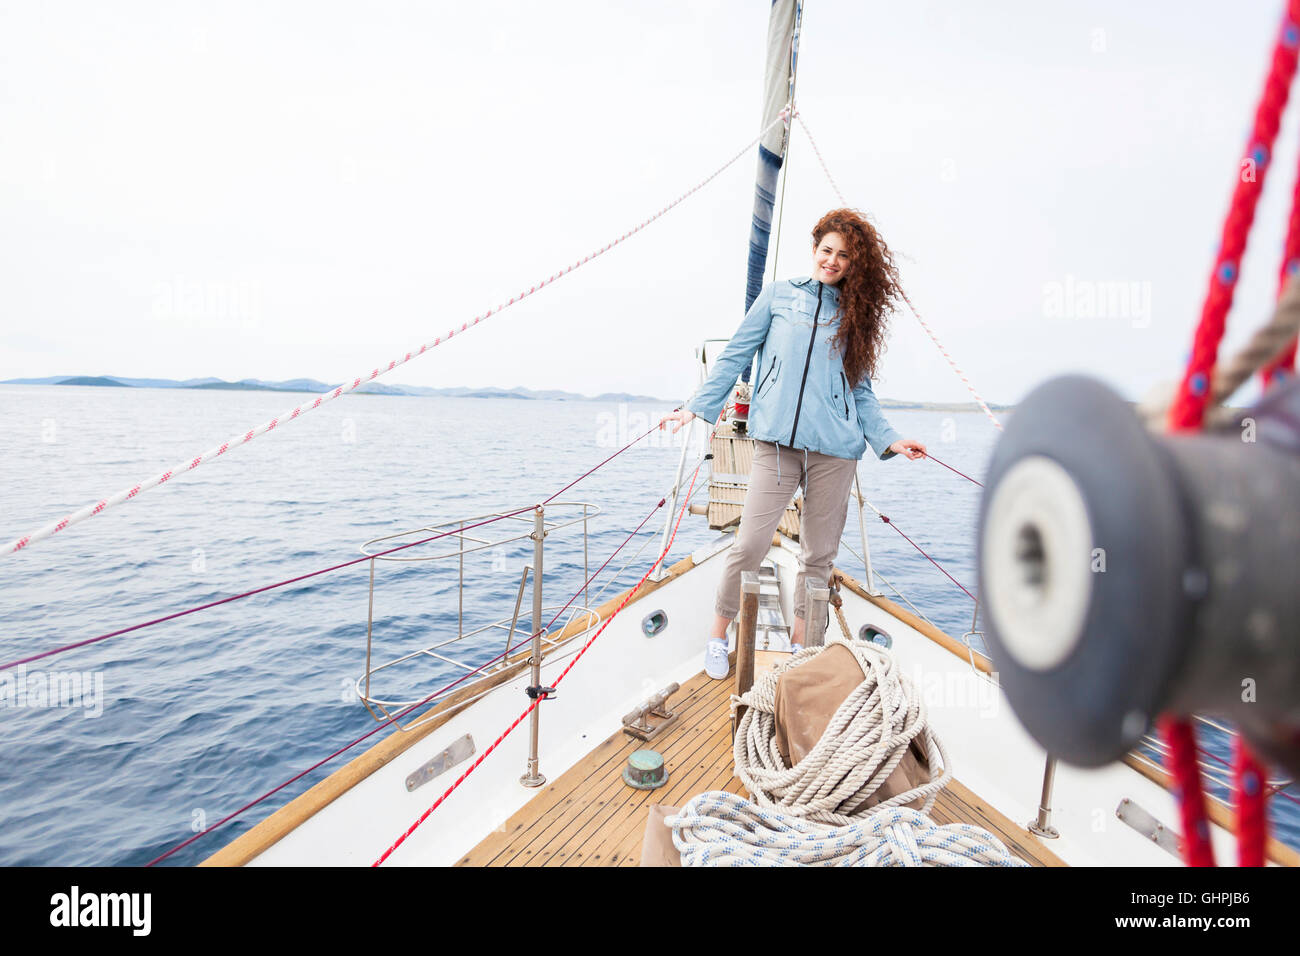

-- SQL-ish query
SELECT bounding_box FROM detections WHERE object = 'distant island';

[1,375,1013,412]
[1,375,670,404]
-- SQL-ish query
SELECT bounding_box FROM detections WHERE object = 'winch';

[977,373,1300,774]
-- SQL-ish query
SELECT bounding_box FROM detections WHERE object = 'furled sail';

[741,0,801,383]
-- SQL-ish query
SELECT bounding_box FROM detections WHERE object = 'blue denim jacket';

[686,278,903,461]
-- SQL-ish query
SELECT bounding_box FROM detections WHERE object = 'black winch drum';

[977,374,1300,773]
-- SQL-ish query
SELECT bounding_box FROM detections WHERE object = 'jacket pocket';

[839,371,850,419]
[756,356,781,398]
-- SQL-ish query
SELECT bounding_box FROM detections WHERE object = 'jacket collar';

[791,276,840,299]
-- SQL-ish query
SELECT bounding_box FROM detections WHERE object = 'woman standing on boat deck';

[659,208,926,680]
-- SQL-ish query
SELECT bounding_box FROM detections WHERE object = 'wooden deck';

[457,660,1066,867]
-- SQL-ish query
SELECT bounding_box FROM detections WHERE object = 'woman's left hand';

[888,438,927,460]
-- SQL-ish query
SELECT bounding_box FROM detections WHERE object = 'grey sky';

[2,1,1295,407]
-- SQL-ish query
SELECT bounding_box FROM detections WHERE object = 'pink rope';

[876,512,976,603]
[3,507,530,674]
[371,457,707,868]
[2,115,786,558]
[3,425,660,674]
[794,111,1003,433]
[923,452,983,488]
[146,490,673,866]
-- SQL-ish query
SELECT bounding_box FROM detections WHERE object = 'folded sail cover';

[742,0,800,383]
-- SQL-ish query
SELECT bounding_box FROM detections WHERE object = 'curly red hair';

[812,208,903,386]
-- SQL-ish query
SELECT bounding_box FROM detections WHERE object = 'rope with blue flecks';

[667,791,1026,867]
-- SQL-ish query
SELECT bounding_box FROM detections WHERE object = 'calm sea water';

[0,385,1294,864]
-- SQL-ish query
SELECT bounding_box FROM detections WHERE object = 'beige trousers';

[714,440,860,621]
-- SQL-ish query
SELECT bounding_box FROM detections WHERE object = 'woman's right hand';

[659,408,696,434]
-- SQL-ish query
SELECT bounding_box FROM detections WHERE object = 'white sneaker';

[705,638,730,680]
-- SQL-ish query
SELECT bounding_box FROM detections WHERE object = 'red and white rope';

[372,458,704,865]
[1160,3,1300,868]
[794,111,1003,432]
[2,114,786,559]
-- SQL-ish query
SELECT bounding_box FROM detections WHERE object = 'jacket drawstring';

[774,446,810,489]
[774,445,808,490]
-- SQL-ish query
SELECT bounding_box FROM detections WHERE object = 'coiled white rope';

[667,790,1027,867]
[733,637,951,824]
[675,638,1027,866]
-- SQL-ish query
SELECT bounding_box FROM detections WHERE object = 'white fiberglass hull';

[237,533,1233,867]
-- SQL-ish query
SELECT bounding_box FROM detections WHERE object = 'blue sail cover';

[742,0,799,382]
[748,145,782,313]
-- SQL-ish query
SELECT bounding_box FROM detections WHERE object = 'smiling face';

[813,231,851,285]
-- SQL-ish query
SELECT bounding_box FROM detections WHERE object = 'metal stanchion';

[653,416,694,582]
[520,505,550,788]
[853,473,880,596]
[1028,756,1060,838]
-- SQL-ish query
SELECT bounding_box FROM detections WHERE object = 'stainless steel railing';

[354,502,602,748]
[1130,716,1293,809]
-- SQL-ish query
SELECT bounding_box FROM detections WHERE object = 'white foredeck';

[219,529,1249,867]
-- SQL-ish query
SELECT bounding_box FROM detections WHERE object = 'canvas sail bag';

[773,642,932,810]
[638,803,682,867]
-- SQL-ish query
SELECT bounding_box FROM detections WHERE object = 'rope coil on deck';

[732,638,951,825]
[667,791,1026,867]
[671,639,1026,866]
